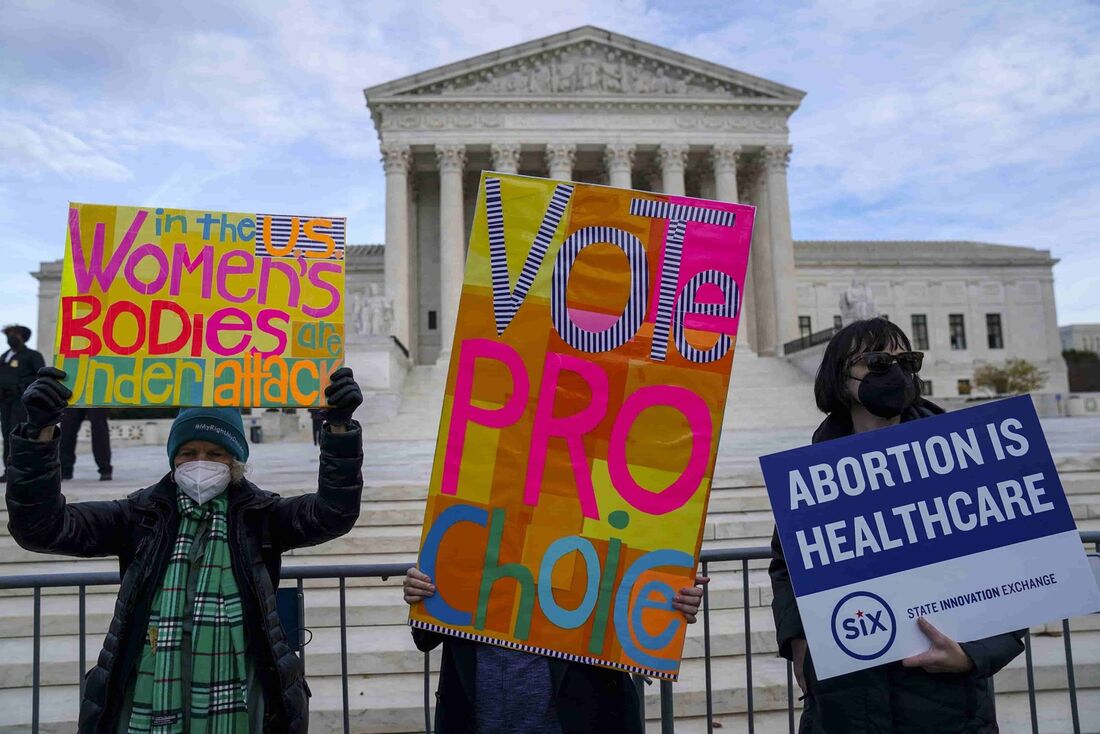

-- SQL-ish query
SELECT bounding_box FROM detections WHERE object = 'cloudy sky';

[2,0,1098,349]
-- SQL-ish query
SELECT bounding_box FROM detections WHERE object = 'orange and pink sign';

[410,172,755,679]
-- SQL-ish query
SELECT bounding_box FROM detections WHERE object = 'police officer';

[59,407,113,481]
[0,325,45,481]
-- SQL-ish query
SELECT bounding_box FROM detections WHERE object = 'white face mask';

[174,461,231,505]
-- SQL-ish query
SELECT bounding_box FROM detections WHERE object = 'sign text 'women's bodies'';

[57,204,345,406]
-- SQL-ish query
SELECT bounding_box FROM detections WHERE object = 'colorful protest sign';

[410,173,754,680]
[761,396,1100,680]
[57,203,345,407]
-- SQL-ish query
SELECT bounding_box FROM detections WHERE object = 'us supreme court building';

[32,26,1069,416]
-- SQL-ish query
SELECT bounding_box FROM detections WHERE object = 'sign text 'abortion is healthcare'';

[57,203,345,407]
[761,396,1100,679]
[410,173,754,679]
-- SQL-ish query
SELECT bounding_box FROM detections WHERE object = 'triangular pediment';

[365,26,805,102]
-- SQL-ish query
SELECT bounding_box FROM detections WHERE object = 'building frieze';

[373,102,791,139]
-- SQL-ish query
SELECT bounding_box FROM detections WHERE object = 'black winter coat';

[769,400,1025,733]
[5,421,364,734]
[412,629,644,734]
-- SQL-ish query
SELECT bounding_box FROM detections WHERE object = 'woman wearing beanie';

[5,366,365,734]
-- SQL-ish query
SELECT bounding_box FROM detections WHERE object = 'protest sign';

[761,396,1100,679]
[57,203,345,407]
[409,173,754,679]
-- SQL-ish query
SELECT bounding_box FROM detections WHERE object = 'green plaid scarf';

[127,491,248,734]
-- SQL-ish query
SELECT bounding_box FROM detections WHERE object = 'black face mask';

[851,364,916,419]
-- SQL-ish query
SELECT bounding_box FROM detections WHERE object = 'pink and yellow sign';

[411,173,755,679]
[56,203,345,407]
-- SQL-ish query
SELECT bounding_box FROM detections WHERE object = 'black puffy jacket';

[769,400,1025,733]
[5,421,364,733]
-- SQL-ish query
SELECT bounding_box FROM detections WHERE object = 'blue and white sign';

[760,396,1100,679]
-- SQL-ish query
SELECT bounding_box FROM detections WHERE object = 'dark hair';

[814,317,918,414]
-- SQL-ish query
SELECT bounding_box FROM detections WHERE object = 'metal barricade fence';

[1,532,1098,734]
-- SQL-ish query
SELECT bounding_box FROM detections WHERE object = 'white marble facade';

[1061,324,1100,354]
[793,242,1069,397]
[364,26,804,364]
[29,26,1071,404]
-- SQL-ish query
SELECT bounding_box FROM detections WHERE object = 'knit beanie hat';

[167,407,249,467]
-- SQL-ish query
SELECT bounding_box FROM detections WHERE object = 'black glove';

[319,367,362,425]
[22,367,72,433]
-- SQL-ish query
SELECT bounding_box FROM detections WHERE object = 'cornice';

[370,96,800,112]
[794,241,1057,268]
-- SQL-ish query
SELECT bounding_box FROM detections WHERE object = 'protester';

[59,407,113,481]
[769,318,1024,733]
[309,408,324,446]
[0,325,45,481]
[403,567,708,733]
[5,366,365,733]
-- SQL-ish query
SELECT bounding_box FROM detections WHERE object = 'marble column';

[746,160,778,356]
[381,142,412,351]
[604,143,635,189]
[545,143,576,181]
[711,145,756,351]
[436,143,467,358]
[657,144,688,195]
[764,144,798,350]
[711,145,741,203]
[490,143,521,174]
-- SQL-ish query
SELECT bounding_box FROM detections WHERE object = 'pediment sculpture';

[840,280,879,324]
[403,41,772,98]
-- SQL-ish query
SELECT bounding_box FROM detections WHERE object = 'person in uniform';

[0,325,45,481]
[59,407,114,481]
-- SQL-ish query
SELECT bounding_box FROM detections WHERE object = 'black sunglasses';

[849,351,924,374]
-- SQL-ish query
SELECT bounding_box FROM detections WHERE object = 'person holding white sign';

[769,318,1024,733]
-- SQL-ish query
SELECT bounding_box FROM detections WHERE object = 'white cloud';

[0,0,1097,329]
[0,114,132,181]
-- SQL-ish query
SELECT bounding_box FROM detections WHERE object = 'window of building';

[919,379,933,396]
[957,379,972,396]
[911,314,930,350]
[949,314,967,350]
[986,314,1004,349]
[799,316,812,339]
[428,310,437,331]
[833,315,842,330]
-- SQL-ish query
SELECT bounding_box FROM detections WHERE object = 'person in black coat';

[5,366,365,734]
[0,324,45,481]
[403,567,709,732]
[59,407,114,480]
[769,318,1024,733]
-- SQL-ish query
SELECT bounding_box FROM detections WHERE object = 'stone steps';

[7,509,1100,569]
[1,429,1097,732]
[381,348,825,441]
[9,607,1100,690]
[3,627,1095,733]
[0,567,783,641]
[658,688,1100,734]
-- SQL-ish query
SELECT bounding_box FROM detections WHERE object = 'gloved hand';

[22,367,71,433]
[319,367,362,426]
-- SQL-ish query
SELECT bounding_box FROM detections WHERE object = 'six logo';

[830,591,897,660]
